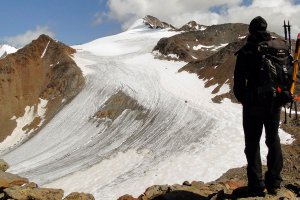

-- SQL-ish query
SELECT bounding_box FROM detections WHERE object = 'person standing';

[233,16,284,195]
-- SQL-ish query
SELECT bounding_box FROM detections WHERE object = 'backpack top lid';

[258,38,289,58]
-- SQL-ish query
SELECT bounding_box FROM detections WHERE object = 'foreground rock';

[0,161,94,200]
[0,171,28,188]
[0,159,9,171]
[63,192,95,200]
[118,180,298,200]
[4,186,64,200]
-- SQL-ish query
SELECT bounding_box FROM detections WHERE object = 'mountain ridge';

[0,34,84,152]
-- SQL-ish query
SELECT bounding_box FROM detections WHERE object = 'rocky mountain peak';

[17,34,75,61]
[0,34,84,149]
[179,20,207,32]
[143,15,176,30]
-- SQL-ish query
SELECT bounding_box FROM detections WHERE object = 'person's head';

[249,16,267,34]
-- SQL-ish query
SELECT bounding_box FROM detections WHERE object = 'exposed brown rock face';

[93,90,148,124]
[0,34,84,144]
[179,39,246,103]
[153,23,248,62]
[178,21,207,32]
[143,15,176,30]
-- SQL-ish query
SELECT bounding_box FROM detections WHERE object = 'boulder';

[0,159,9,172]
[140,185,172,199]
[0,171,28,188]
[63,192,95,200]
[4,186,64,200]
[24,182,38,188]
[117,194,138,200]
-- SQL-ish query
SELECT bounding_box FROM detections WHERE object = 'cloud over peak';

[97,0,300,38]
[3,26,55,47]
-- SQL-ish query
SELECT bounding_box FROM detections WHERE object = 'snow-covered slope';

[1,20,293,199]
[0,44,17,57]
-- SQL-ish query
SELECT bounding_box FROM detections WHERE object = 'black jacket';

[233,31,272,106]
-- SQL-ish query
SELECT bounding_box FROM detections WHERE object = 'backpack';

[257,38,293,106]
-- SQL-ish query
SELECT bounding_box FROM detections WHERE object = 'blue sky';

[0,0,121,46]
[1,0,300,47]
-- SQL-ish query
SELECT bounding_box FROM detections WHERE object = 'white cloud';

[3,26,55,47]
[101,0,300,39]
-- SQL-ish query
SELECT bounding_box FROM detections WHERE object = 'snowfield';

[1,20,293,199]
[0,44,17,57]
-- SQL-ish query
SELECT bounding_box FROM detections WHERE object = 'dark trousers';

[243,106,283,189]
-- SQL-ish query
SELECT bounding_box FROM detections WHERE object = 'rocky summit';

[0,34,84,146]
[143,15,176,30]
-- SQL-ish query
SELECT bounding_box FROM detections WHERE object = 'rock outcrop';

[0,34,84,149]
[64,192,95,200]
[93,90,148,124]
[153,23,248,62]
[0,159,9,172]
[179,40,245,103]
[178,21,207,32]
[0,161,95,200]
[143,15,176,30]
[0,171,29,188]
[4,186,64,200]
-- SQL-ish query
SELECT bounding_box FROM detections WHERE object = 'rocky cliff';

[0,34,84,149]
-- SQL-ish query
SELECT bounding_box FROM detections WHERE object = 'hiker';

[233,16,287,195]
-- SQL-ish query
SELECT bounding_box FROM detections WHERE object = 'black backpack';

[257,38,293,106]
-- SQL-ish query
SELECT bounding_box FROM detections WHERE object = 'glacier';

[1,20,293,199]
